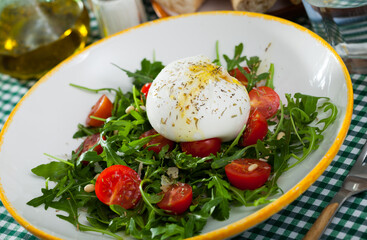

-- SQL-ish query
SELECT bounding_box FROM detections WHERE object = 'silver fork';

[303,139,367,240]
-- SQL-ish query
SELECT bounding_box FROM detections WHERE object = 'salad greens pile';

[27,43,337,240]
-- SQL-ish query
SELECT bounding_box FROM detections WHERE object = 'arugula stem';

[139,179,165,215]
[44,153,74,167]
[69,83,118,94]
[285,128,317,170]
[78,224,124,240]
[56,178,75,198]
[224,123,247,155]
[153,50,156,62]
[76,123,96,136]
[268,100,284,141]
[265,63,274,89]
[112,63,154,84]
[89,115,107,122]
[289,108,305,145]
[213,40,222,66]
[132,85,142,112]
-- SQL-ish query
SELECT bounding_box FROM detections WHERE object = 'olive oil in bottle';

[0,0,90,79]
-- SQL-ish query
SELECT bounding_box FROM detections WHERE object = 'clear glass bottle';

[0,0,90,79]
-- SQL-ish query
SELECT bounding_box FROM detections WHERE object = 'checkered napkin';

[1,2,367,239]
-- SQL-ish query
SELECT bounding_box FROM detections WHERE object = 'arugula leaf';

[73,124,100,138]
[211,146,249,169]
[223,43,247,71]
[240,56,269,91]
[77,151,103,166]
[151,224,185,240]
[113,59,164,89]
[208,174,232,220]
[172,151,212,170]
[31,161,70,181]
[26,188,56,208]
[318,101,338,132]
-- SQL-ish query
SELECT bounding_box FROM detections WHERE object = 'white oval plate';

[0,12,353,240]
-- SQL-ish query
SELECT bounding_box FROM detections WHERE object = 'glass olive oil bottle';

[0,0,90,79]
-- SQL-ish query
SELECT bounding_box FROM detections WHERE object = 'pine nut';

[277,132,285,140]
[139,106,146,111]
[125,105,135,114]
[94,173,100,180]
[84,184,95,193]
[138,162,143,178]
[248,163,258,172]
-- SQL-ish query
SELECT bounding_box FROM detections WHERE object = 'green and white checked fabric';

[1,2,367,240]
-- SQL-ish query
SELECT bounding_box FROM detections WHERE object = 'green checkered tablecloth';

[1,1,367,240]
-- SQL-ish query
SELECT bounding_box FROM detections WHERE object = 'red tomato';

[157,182,193,215]
[140,129,175,154]
[95,165,141,209]
[141,83,152,98]
[229,67,250,86]
[76,133,104,155]
[225,159,271,190]
[180,138,221,158]
[86,94,113,127]
[248,86,280,119]
[240,110,268,147]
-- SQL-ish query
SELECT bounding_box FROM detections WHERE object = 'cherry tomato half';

[95,165,141,209]
[248,86,280,119]
[180,138,221,158]
[157,182,193,215]
[141,83,152,98]
[229,67,250,86]
[140,129,175,154]
[76,133,104,155]
[240,110,268,147]
[86,94,113,127]
[225,159,271,190]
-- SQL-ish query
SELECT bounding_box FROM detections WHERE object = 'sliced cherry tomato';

[157,182,193,215]
[229,67,250,86]
[240,110,268,147]
[95,165,141,209]
[141,83,152,98]
[140,129,175,154]
[248,86,280,119]
[225,159,271,190]
[76,133,103,155]
[86,94,113,127]
[180,138,221,158]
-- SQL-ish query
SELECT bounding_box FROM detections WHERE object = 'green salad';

[27,42,338,240]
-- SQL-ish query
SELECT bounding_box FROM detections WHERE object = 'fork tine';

[347,140,367,179]
[352,140,367,167]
